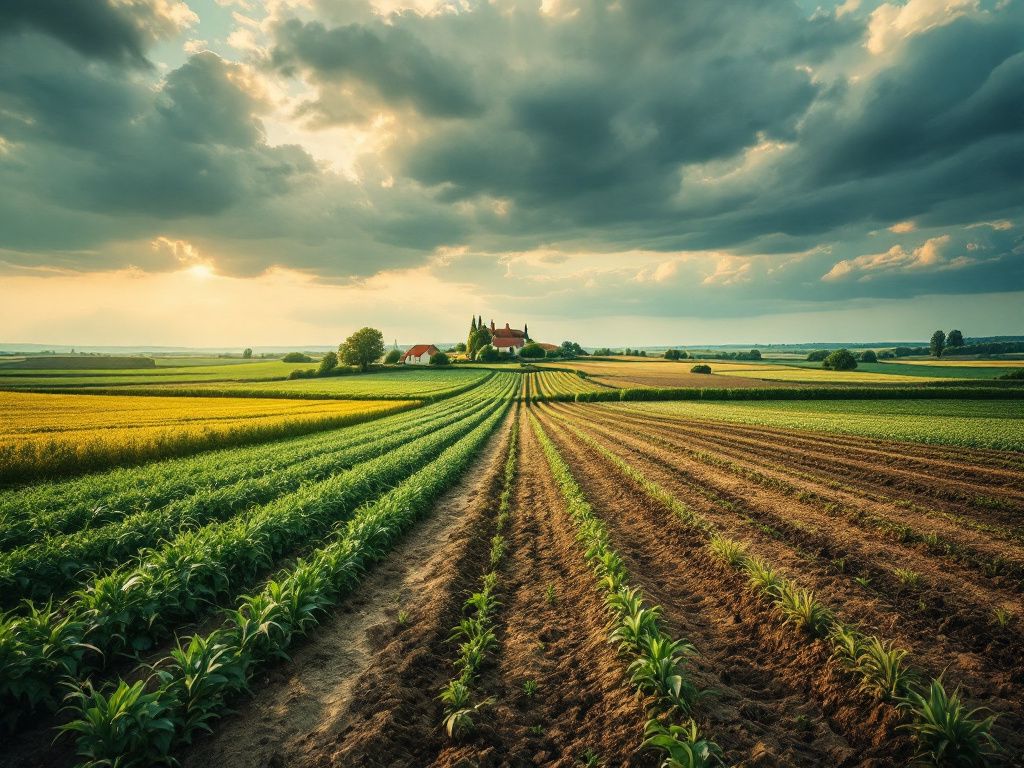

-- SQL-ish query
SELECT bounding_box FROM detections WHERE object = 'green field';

[0,359,316,387]
[772,359,1021,380]
[612,398,1024,451]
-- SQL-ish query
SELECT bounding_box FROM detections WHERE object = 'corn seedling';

[855,637,914,700]
[708,535,747,568]
[774,584,833,637]
[892,568,921,588]
[898,679,998,766]
[523,679,538,697]
[545,584,557,605]
[643,718,723,768]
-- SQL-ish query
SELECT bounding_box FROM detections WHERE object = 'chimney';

[490,319,495,332]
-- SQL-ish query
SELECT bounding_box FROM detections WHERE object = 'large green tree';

[947,329,964,348]
[823,349,858,370]
[317,351,338,376]
[930,330,946,358]
[339,327,386,372]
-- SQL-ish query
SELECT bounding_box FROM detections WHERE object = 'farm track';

[538,404,1024,755]
[603,404,1024,511]
[532,405,898,766]
[174,409,516,768]
[560,404,1024,575]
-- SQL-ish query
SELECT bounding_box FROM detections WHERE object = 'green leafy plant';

[60,680,176,768]
[709,536,747,567]
[522,679,538,697]
[899,679,998,766]
[774,584,833,637]
[643,718,723,768]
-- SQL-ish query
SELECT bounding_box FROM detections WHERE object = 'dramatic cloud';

[0,0,1022,343]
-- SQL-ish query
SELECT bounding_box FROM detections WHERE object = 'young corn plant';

[898,679,998,766]
[628,636,699,715]
[855,636,915,701]
[439,679,494,739]
[708,535,748,568]
[642,718,723,768]
[60,680,176,768]
[773,583,833,638]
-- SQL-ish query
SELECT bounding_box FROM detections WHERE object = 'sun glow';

[187,263,215,280]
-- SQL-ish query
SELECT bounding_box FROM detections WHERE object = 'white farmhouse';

[400,344,440,365]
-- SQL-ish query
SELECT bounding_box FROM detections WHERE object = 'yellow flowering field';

[0,392,416,482]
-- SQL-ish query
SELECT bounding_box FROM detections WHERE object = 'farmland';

[0,392,416,483]
[0,361,1021,768]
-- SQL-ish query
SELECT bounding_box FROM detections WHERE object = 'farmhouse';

[489,320,527,356]
[400,344,439,365]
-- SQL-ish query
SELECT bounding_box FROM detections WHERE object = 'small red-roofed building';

[400,344,440,365]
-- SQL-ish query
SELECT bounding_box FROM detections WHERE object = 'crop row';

[546,411,1001,764]
[0,384,515,726]
[553,386,1024,403]
[531,412,722,765]
[0,388,508,605]
[59,399,512,767]
[0,394,419,485]
[439,413,519,739]
[0,374,509,549]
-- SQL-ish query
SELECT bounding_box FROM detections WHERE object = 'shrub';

[287,368,316,379]
[664,349,681,360]
[823,349,858,370]
[281,352,312,363]
[807,349,830,362]
[690,364,712,374]
[860,349,878,363]
[477,345,498,363]
[317,351,338,376]
[519,343,546,359]
[878,350,896,359]
[384,349,401,364]
[545,350,560,359]
[429,352,450,366]
[997,369,1024,380]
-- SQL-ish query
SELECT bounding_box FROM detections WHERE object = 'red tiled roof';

[493,337,525,348]
[400,344,439,360]
[537,342,559,351]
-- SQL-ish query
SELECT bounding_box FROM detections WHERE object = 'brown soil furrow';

[591,404,1024,516]
[532,406,903,767]
[537,406,1024,747]
[601,401,1024,475]
[552,403,1024,583]
[173,413,514,768]
[438,406,652,767]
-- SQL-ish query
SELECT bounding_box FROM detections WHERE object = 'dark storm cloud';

[0,0,191,65]
[1,0,1022,312]
[271,18,481,120]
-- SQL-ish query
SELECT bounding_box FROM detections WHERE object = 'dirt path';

[533,406,900,766]
[436,405,652,767]
[178,412,514,768]
[536,405,1024,755]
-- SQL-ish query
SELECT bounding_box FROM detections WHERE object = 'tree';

[520,342,546,359]
[560,340,585,359]
[524,322,530,341]
[665,349,681,360]
[384,349,401,364]
[242,348,253,359]
[469,326,492,357]
[339,327,385,372]
[282,352,313,363]
[317,351,338,376]
[947,329,964,348]
[823,349,858,370]
[930,330,946,358]
[748,349,761,360]
[807,349,830,362]
[430,351,450,366]
[860,349,877,363]
[691,364,712,374]
[545,349,560,359]
[455,342,467,352]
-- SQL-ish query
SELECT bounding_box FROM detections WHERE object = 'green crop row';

[0,389,506,605]
[548,411,1001,765]
[439,413,519,739]
[0,382,516,727]
[568,386,1024,403]
[531,412,722,766]
[0,374,506,549]
[59,400,512,767]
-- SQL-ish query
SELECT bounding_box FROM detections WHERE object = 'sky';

[0,0,1022,347]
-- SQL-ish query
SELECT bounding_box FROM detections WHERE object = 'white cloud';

[822,234,975,281]
[867,0,979,55]
[888,220,916,233]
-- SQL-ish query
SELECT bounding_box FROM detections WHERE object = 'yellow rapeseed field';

[0,392,416,482]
